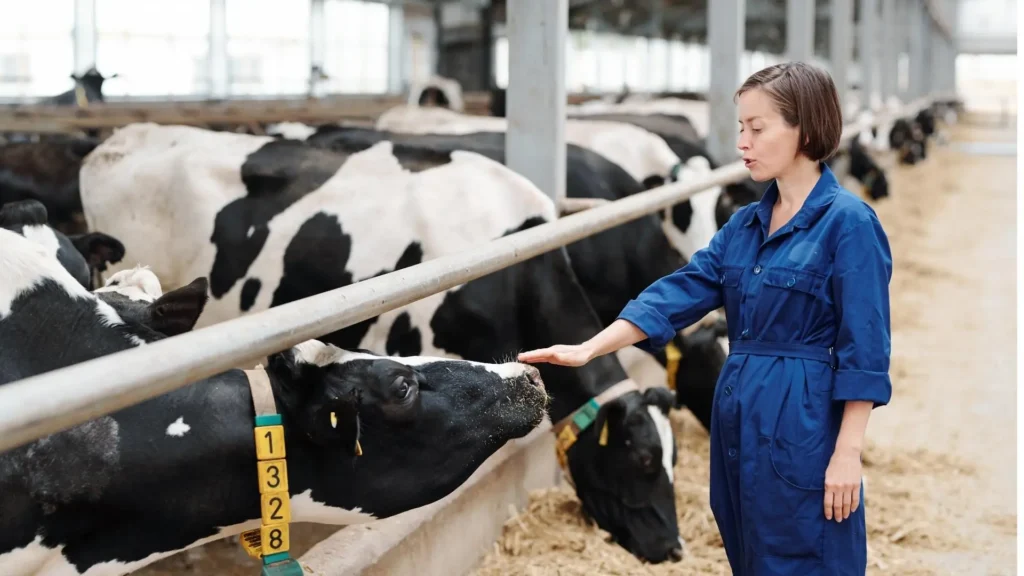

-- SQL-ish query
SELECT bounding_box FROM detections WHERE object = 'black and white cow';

[0,136,103,234]
[79,123,686,563]
[43,67,117,107]
[301,125,728,431]
[0,200,124,290]
[0,225,550,576]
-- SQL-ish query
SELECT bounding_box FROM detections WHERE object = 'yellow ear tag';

[354,439,363,456]
[330,411,337,429]
[598,421,609,446]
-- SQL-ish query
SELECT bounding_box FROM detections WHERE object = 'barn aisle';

[472,117,1019,576]
[862,117,1017,575]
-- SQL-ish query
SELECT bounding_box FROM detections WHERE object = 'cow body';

[80,123,686,563]
[0,227,549,576]
[0,136,103,234]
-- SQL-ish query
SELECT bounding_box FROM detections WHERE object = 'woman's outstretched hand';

[517,344,594,367]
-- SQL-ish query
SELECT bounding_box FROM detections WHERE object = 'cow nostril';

[669,545,684,562]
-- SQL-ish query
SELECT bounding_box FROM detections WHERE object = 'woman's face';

[737,88,801,182]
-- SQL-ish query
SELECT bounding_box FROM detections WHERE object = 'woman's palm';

[518,344,592,367]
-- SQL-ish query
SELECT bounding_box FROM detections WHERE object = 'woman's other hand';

[823,445,863,522]
[518,344,594,367]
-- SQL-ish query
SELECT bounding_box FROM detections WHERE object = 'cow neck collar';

[551,378,640,487]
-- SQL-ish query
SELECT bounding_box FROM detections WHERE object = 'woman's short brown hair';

[734,62,843,162]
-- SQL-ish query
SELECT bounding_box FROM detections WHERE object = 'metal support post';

[879,0,897,102]
[831,0,854,109]
[73,0,97,74]
[859,0,878,108]
[209,0,228,98]
[908,0,926,99]
[708,0,745,163]
[506,0,568,202]
[787,0,816,62]
[388,2,406,93]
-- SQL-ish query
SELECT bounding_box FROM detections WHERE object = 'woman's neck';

[774,156,822,210]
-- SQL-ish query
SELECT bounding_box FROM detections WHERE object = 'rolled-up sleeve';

[831,214,894,407]
[617,210,739,353]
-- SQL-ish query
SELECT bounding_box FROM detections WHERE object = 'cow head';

[0,200,124,289]
[93,270,210,339]
[68,67,116,104]
[265,340,549,517]
[847,140,890,200]
[715,179,765,229]
[566,386,683,563]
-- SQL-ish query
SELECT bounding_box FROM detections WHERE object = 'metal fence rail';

[0,97,935,454]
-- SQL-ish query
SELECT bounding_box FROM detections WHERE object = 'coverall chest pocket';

[718,265,744,326]
[754,267,826,334]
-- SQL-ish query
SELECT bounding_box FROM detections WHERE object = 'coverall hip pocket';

[752,366,832,561]
[754,436,827,560]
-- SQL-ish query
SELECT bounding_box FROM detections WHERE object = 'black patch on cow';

[240,278,261,311]
[386,312,422,356]
[670,200,694,233]
[393,242,423,271]
[208,141,348,298]
[270,213,427,350]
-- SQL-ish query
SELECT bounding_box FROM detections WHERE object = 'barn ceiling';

[482,0,842,56]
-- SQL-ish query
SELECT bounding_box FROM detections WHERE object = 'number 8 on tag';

[261,523,289,555]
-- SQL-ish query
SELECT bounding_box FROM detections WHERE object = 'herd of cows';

[0,74,958,575]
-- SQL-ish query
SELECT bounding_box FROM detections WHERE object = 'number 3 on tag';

[255,425,285,460]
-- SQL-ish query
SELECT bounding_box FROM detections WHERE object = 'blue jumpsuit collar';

[744,162,840,232]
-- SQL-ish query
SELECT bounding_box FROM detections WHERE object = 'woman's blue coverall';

[618,164,893,575]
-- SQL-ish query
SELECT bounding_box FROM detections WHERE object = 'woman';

[519,62,892,574]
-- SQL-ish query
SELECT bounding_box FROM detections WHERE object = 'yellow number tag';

[557,425,577,451]
[261,492,292,525]
[255,425,286,460]
[239,528,263,559]
[261,523,290,556]
[257,459,289,494]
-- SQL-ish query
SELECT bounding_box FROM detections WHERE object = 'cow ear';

[594,397,627,447]
[0,200,49,229]
[68,232,125,272]
[643,386,675,416]
[308,399,362,454]
[147,277,208,337]
[67,138,100,161]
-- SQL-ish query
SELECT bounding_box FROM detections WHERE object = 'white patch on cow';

[647,405,675,483]
[291,339,537,382]
[20,225,61,259]
[0,228,90,317]
[93,265,163,303]
[335,140,407,177]
[165,416,190,437]
[0,536,51,576]
[246,225,255,238]
[375,105,684,184]
[92,299,124,328]
[80,123,273,287]
[660,155,722,259]
[291,489,377,524]
[266,121,316,140]
[0,520,261,576]
[568,97,711,138]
